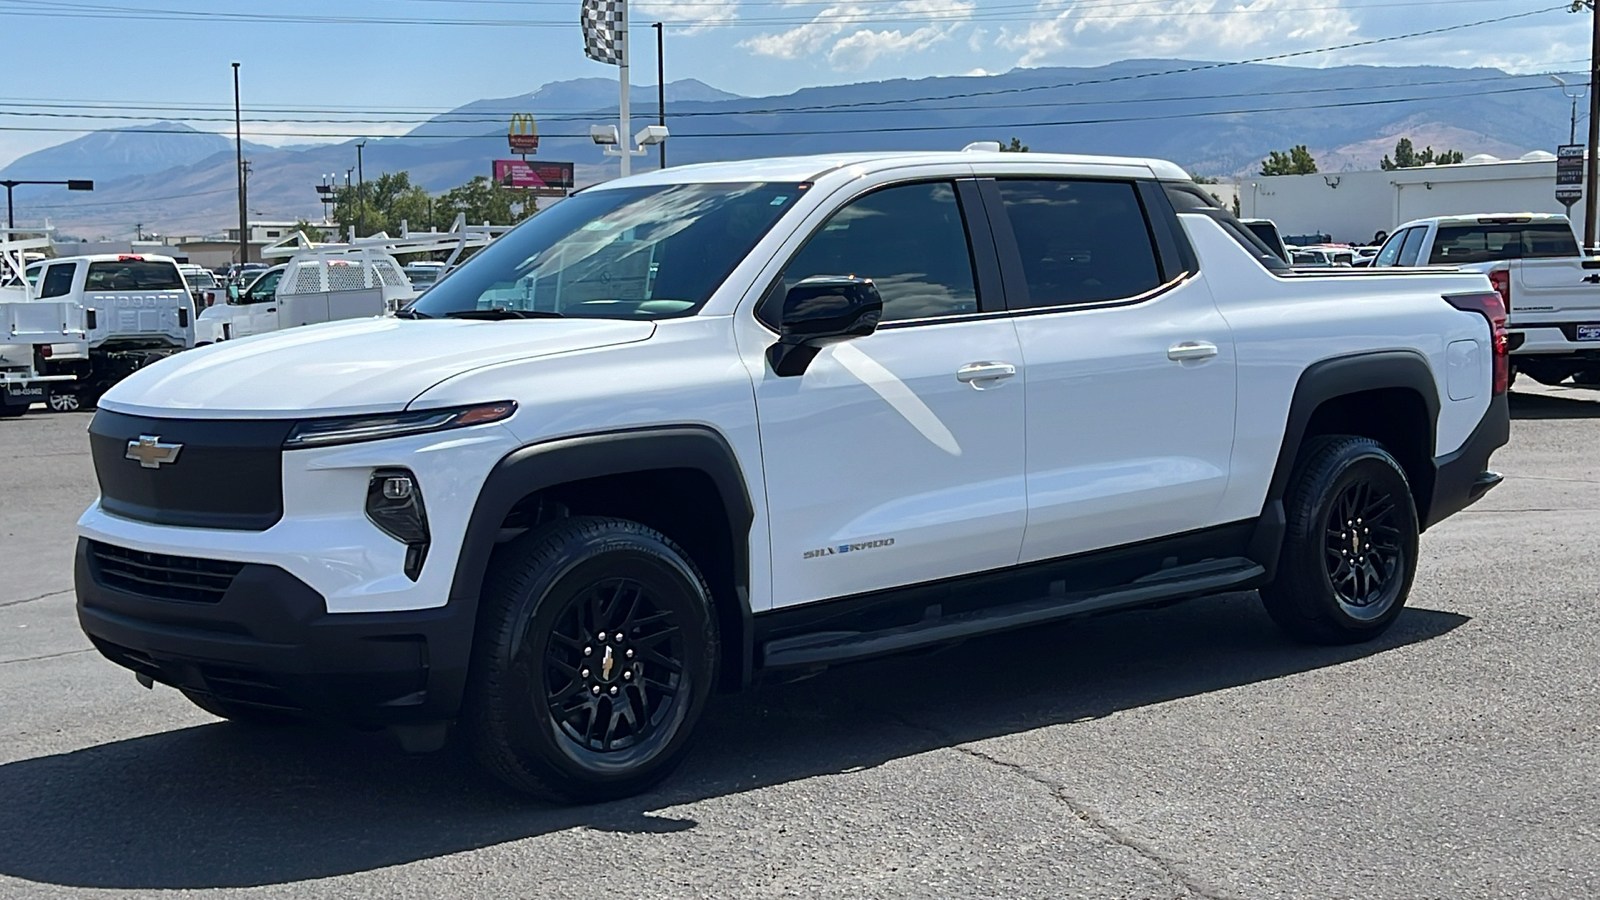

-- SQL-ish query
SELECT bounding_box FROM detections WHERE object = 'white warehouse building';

[1240,152,1586,245]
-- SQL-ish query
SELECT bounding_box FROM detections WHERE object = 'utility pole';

[654,22,666,169]
[134,223,143,240]
[1583,0,1600,251]
[356,140,367,238]
[233,62,248,265]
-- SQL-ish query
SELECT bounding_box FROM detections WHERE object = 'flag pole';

[617,0,632,178]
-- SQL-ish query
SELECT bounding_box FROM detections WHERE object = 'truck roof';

[603,151,1194,189]
[1398,213,1571,229]
[40,253,181,265]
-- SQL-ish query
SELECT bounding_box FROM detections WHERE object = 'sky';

[0,0,1590,168]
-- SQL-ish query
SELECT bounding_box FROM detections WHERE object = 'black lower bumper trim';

[1425,393,1510,529]
[74,538,473,724]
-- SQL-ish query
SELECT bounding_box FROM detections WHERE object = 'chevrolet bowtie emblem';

[601,645,615,681]
[125,435,183,469]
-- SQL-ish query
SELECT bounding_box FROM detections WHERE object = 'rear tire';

[180,689,298,726]
[1260,436,1419,645]
[0,405,27,418]
[47,389,81,413]
[465,516,718,802]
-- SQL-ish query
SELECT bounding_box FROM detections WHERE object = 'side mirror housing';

[768,275,883,377]
[226,284,242,304]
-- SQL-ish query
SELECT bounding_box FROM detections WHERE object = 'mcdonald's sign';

[509,114,540,154]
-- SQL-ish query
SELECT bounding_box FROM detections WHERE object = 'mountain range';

[4,62,1570,240]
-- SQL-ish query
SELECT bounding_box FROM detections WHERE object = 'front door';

[242,268,283,336]
[980,178,1238,562]
[753,180,1028,609]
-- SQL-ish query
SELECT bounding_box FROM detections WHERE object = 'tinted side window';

[1397,228,1427,266]
[1373,229,1409,267]
[996,180,1163,308]
[1162,183,1289,272]
[776,181,979,324]
[39,264,75,298]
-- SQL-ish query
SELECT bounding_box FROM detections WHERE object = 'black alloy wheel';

[1322,478,1406,620]
[1261,435,1418,645]
[544,576,686,755]
[468,516,718,802]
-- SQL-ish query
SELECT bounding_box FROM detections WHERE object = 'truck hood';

[98,317,656,418]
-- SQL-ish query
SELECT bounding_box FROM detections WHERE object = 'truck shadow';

[1509,389,1600,419]
[0,593,1467,890]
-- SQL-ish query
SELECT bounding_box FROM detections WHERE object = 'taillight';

[1446,291,1510,396]
[39,344,52,359]
[1488,268,1511,313]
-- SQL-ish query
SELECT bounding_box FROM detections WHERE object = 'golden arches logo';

[509,114,540,153]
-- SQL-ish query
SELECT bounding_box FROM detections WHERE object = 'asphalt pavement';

[1,387,1597,899]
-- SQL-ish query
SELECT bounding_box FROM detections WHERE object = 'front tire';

[466,516,718,802]
[1260,436,1419,645]
[0,405,27,418]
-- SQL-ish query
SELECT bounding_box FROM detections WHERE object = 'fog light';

[367,467,429,580]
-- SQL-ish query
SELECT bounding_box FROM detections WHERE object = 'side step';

[761,557,1265,671]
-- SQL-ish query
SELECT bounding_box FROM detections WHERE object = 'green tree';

[999,137,1029,153]
[289,219,334,243]
[332,171,434,237]
[434,176,537,227]
[1260,145,1318,176]
[1380,137,1465,170]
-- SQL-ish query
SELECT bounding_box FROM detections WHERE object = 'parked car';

[1291,246,1356,267]
[177,264,221,308]
[225,262,268,286]
[24,253,194,406]
[404,261,448,290]
[76,150,1509,802]
[1370,213,1599,385]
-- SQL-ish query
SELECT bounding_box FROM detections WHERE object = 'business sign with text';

[493,159,575,197]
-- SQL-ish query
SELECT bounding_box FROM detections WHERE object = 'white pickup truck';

[0,232,85,416]
[76,150,1509,802]
[1371,213,1600,385]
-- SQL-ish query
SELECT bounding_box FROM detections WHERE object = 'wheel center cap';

[600,645,617,683]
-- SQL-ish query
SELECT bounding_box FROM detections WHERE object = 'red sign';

[493,159,575,197]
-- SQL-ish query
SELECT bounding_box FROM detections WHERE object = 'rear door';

[980,177,1238,562]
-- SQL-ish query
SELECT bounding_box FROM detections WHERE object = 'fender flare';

[1250,350,1440,573]
[446,425,757,683]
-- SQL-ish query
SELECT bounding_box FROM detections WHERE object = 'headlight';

[282,401,516,449]
[367,468,429,581]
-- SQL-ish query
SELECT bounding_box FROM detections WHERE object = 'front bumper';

[75,538,475,723]
[1425,393,1510,529]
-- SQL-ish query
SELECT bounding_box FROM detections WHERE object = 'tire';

[1260,436,1419,645]
[0,405,26,418]
[47,389,81,413]
[1521,362,1577,387]
[180,689,298,726]
[465,516,719,802]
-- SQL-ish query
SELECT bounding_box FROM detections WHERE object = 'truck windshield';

[86,259,183,291]
[1429,224,1580,264]
[410,182,803,320]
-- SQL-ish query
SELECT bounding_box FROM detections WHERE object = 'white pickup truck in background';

[1372,213,1600,385]
[194,217,509,344]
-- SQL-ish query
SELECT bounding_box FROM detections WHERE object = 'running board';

[761,557,1265,671]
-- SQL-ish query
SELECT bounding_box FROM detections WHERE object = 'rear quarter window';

[85,260,183,291]
[1163,183,1290,272]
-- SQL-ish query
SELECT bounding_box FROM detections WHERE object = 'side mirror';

[768,275,883,377]
[227,284,242,304]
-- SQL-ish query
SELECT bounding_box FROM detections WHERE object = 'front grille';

[89,410,293,530]
[89,541,244,604]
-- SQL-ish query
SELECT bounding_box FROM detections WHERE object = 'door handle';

[956,362,1017,386]
[1167,341,1218,362]
[265,307,276,312]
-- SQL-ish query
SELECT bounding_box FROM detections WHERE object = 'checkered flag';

[581,0,627,67]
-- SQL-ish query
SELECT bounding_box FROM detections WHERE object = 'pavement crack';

[0,648,93,667]
[0,588,72,609]
[951,744,1228,900]
[853,699,1227,900]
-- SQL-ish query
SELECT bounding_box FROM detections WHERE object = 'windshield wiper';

[442,308,565,320]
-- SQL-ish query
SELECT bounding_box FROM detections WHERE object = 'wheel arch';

[449,426,757,692]
[1252,351,1441,575]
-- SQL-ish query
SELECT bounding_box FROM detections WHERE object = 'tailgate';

[1511,259,1600,315]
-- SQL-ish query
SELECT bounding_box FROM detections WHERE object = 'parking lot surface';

[2,388,1598,899]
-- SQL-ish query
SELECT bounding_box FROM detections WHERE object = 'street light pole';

[1554,75,1586,146]
[233,62,249,265]
[1,179,94,230]
[355,140,367,238]
[1585,0,1600,251]
[654,22,666,170]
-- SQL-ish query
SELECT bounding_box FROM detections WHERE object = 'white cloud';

[634,0,740,33]
[741,0,974,71]
[997,0,1358,68]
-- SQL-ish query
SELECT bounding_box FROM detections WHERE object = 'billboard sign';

[493,159,575,197]
[1558,144,1585,206]
[509,114,540,154]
